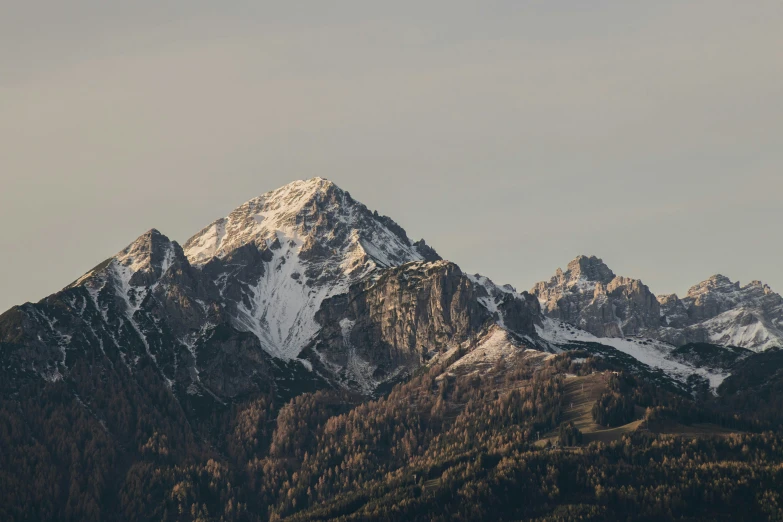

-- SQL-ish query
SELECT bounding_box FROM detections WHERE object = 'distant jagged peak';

[684,274,780,301]
[686,274,739,297]
[533,255,616,296]
[531,255,661,339]
[657,293,682,305]
[565,255,616,283]
[536,255,655,303]
[684,273,782,310]
[555,255,617,288]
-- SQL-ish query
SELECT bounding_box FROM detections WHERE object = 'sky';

[1,1,782,312]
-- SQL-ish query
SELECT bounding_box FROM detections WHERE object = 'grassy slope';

[536,372,642,447]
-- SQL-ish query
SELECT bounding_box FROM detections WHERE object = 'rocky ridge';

[532,256,783,351]
[306,260,541,392]
[3,180,779,410]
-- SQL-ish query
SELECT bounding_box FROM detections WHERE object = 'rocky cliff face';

[658,293,690,329]
[306,261,541,391]
[531,256,660,338]
[533,257,783,351]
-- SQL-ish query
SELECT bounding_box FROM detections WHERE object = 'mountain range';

[2,178,782,521]
[4,178,779,400]
[533,254,783,351]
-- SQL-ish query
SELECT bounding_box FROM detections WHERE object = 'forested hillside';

[3,342,783,521]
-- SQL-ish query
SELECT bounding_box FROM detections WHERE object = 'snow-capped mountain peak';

[183,178,433,268]
[181,178,439,359]
[681,274,782,321]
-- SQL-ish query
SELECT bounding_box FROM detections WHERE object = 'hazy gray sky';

[1,1,782,312]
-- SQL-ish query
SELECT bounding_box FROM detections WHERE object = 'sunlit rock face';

[306,260,542,392]
[531,255,660,338]
[532,257,783,351]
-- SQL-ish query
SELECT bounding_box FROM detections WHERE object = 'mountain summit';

[183,178,436,267]
[657,274,783,349]
[181,178,439,358]
[532,255,660,338]
[532,256,783,351]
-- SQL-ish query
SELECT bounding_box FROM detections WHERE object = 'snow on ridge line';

[182,177,426,267]
[184,179,340,264]
[182,179,333,265]
[536,318,729,390]
[702,308,783,351]
[447,327,553,374]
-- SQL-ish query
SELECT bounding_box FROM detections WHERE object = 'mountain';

[182,178,440,361]
[306,260,541,392]
[182,177,439,360]
[0,177,544,401]
[3,179,783,521]
[3,181,771,405]
[532,255,783,352]
[532,255,661,338]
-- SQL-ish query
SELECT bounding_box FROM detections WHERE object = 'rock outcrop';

[531,255,659,338]
[308,261,541,391]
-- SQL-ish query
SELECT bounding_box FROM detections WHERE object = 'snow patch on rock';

[537,318,729,390]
